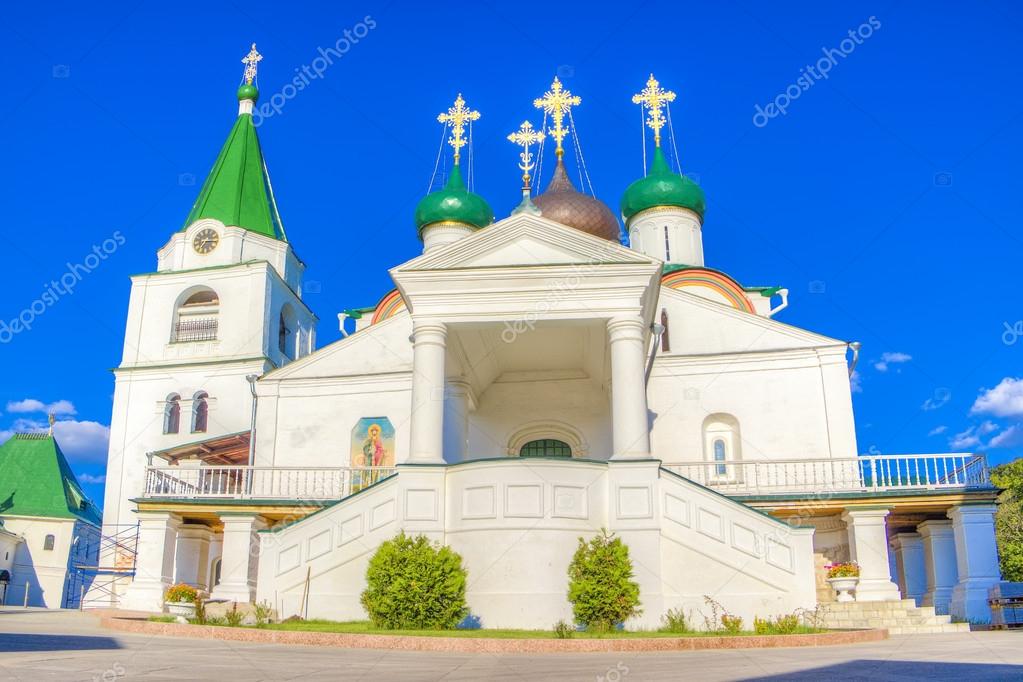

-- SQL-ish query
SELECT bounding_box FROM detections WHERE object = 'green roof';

[182,96,286,241]
[621,146,705,222]
[0,434,102,525]
[414,163,494,234]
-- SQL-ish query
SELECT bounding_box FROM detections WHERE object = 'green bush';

[553,620,575,639]
[567,530,641,631]
[753,613,801,635]
[360,532,468,630]
[720,614,743,634]
[225,604,244,627]
[660,607,691,634]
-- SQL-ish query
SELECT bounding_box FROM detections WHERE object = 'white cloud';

[928,425,947,436]
[971,377,1023,418]
[978,420,999,435]
[990,425,1023,449]
[949,426,981,450]
[874,352,912,372]
[0,417,109,463]
[6,398,77,416]
[850,370,862,393]
[77,473,107,485]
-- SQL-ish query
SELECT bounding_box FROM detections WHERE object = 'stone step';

[817,600,969,635]
[887,623,971,635]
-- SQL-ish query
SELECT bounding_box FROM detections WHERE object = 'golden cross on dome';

[632,73,676,146]
[533,76,580,158]
[507,121,545,188]
[437,94,480,164]
[242,43,262,85]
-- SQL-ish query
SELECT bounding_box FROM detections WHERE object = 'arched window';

[211,558,222,587]
[519,439,572,458]
[279,304,297,359]
[703,414,741,482]
[43,534,55,551]
[173,288,219,342]
[664,225,672,261]
[191,392,209,433]
[164,394,181,434]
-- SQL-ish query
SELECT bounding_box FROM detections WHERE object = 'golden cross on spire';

[437,94,480,165]
[242,43,262,85]
[632,73,676,147]
[533,76,581,159]
[507,121,545,189]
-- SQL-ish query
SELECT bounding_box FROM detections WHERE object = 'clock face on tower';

[192,228,220,254]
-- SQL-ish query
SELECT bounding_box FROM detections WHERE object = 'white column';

[408,321,447,464]
[174,525,213,590]
[948,504,1001,622]
[443,378,471,462]
[891,532,926,605]
[918,520,958,615]
[842,508,901,601]
[608,316,652,460]
[121,511,181,612]
[210,513,266,603]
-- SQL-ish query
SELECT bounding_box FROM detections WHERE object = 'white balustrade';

[661,454,989,496]
[143,465,396,501]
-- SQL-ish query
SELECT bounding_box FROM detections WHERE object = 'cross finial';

[632,73,676,147]
[507,120,545,189]
[47,413,55,436]
[533,77,581,159]
[242,43,262,85]
[437,94,480,165]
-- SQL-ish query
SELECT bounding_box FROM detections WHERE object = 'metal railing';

[173,317,218,342]
[143,465,396,500]
[661,453,990,496]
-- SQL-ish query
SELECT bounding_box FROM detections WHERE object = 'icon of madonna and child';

[350,417,395,490]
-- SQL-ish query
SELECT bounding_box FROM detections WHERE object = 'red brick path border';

[100,616,888,653]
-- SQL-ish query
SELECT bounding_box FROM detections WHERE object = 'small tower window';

[664,225,671,261]
[519,439,572,458]
[43,534,55,551]
[191,392,209,433]
[164,394,181,434]
[279,304,297,360]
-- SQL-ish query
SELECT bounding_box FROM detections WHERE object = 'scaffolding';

[64,523,139,609]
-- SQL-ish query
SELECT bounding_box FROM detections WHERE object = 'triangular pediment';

[396,213,657,272]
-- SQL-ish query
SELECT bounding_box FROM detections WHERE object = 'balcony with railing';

[143,465,396,501]
[172,317,218,343]
[661,453,991,497]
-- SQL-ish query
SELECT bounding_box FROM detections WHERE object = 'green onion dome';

[621,147,705,222]
[414,163,494,236]
[237,83,259,102]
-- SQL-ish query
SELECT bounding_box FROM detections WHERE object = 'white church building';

[96,50,1001,630]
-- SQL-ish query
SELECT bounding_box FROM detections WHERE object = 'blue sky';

[2,1,1022,505]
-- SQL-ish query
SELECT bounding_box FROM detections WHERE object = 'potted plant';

[825,562,860,602]
[164,583,199,616]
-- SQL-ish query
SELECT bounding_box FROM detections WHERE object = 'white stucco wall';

[1,516,97,608]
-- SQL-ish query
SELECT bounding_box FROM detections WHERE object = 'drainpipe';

[847,341,862,378]
[767,288,789,318]
[645,322,665,385]
[245,374,259,466]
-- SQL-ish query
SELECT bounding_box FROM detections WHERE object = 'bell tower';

[100,46,317,550]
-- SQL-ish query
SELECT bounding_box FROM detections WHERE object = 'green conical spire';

[182,46,286,241]
[620,146,705,222]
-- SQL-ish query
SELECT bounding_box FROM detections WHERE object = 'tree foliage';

[360,532,468,629]
[992,459,1023,581]
[567,529,641,631]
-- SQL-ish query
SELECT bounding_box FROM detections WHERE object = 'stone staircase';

[821,599,970,635]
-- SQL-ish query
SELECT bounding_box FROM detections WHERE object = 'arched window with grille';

[519,439,572,458]
[191,391,209,433]
[43,534,55,551]
[164,394,181,434]
[172,288,219,342]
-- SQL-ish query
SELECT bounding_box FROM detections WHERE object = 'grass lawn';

[248,620,823,639]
